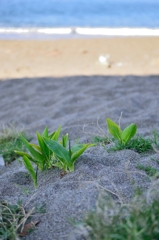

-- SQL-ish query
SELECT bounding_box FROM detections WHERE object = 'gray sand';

[0,76,159,239]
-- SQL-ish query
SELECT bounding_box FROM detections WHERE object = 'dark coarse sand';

[0,75,159,239]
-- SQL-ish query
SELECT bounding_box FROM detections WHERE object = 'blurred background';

[0,0,159,78]
[0,0,159,38]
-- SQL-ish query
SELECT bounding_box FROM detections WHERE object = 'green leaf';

[30,143,42,153]
[48,131,55,139]
[23,156,37,188]
[44,138,71,163]
[14,150,32,159]
[71,144,86,154]
[62,134,69,148]
[42,126,48,138]
[15,150,41,166]
[122,123,137,144]
[36,132,50,160]
[69,140,72,158]
[106,118,122,143]
[71,144,95,162]
[54,161,64,170]
[20,135,45,164]
[68,163,75,172]
[51,126,62,141]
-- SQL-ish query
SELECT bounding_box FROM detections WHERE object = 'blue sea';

[0,0,159,38]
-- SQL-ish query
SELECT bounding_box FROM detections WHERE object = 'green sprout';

[106,118,137,146]
[15,126,62,188]
[15,126,94,188]
[44,136,94,173]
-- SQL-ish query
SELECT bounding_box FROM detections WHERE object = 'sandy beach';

[0,37,159,79]
[0,37,159,239]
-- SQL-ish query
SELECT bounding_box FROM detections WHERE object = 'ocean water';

[0,0,159,38]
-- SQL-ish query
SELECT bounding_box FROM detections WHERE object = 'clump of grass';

[0,200,44,240]
[137,164,158,177]
[0,201,30,240]
[93,134,155,154]
[92,135,111,145]
[82,191,159,240]
[0,125,31,165]
[108,130,159,154]
[92,128,159,154]
[111,135,153,154]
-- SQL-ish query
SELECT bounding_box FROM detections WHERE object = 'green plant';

[0,201,32,240]
[44,136,95,173]
[0,200,43,240]
[15,126,62,188]
[15,126,94,188]
[110,135,154,154]
[106,118,137,146]
[92,136,111,145]
[0,201,23,239]
[81,193,159,240]
[0,126,30,165]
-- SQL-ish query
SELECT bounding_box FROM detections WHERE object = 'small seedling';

[106,118,137,146]
[44,136,95,173]
[15,126,62,188]
[15,126,95,188]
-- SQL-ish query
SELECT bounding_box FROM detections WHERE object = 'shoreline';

[0,27,159,40]
[0,37,159,79]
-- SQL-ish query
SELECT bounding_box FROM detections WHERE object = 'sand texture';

[0,75,159,239]
[0,37,159,78]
